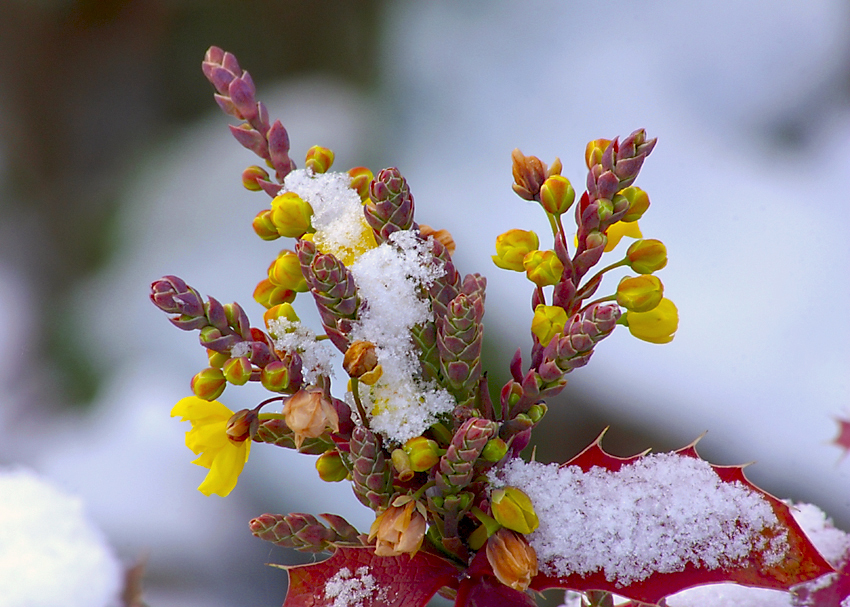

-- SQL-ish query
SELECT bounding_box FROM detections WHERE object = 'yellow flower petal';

[197,440,251,497]
[604,220,642,252]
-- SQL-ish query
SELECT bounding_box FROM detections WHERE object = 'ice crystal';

[323,566,384,607]
[268,318,336,383]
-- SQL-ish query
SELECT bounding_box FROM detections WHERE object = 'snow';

[323,566,384,607]
[268,317,337,383]
[349,230,455,443]
[493,454,785,585]
[0,467,122,607]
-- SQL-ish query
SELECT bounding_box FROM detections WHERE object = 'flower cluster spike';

[147,47,844,607]
[249,512,362,552]
[365,167,416,244]
[349,426,392,511]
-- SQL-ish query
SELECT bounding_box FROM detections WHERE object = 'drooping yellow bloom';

[492,229,539,272]
[171,396,251,497]
[625,297,678,344]
[603,220,642,252]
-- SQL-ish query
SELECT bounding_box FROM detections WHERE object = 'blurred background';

[0,1,848,605]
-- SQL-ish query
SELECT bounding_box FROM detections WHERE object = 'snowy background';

[1,1,849,606]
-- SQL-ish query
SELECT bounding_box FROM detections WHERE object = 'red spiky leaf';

[281,546,459,607]
[529,432,834,605]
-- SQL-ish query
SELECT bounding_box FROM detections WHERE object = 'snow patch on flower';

[267,318,336,383]
[282,169,372,263]
[323,566,385,607]
[349,230,454,443]
[493,454,787,585]
[230,341,251,359]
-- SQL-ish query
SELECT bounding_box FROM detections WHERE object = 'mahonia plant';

[149,47,849,607]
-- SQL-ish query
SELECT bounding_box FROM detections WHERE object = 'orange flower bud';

[190,367,226,401]
[282,388,340,449]
[493,229,539,272]
[619,186,651,222]
[539,175,576,215]
[242,165,270,191]
[304,145,335,174]
[263,302,300,331]
[261,361,291,393]
[511,149,548,201]
[531,304,567,346]
[270,192,314,238]
[617,275,664,313]
[315,450,348,482]
[523,249,564,287]
[252,209,280,241]
[419,224,456,256]
[225,408,259,443]
[343,341,378,378]
[253,278,296,309]
[207,349,229,369]
[491,487,539,534]
[625,297,678,344]
[369,498,427,557]
[585,138,612,169]
[486,528,538,591]
[222,356,252,386]
[627,238,667,274]
[347,166,374,201]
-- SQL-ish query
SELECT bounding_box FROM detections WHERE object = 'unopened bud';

[263,303,300,333]
[242,165,270,191]
[511,149,548,201]
[403,436,440,472]
[391,449,415,482]
[225,408,259,443]
[343,341,378,378]
[252,210,280,241]
[492,229,539,272]
[190,367,226,401]
[627,239,667,274]
[253,278,295,309]
[486,528,538,591]
[207,348,229,369]
[539,175,576,215]
[491,487,539,534]
[305,145,335,174]
[531,304,568,346]
[527,403,547,423]
[261,360,291,392]
[419,224,456,256]
[222,356,252,385]
[616,275,664,313]
[347,167,374,201]
[316,450,348,482]
[481,438,508,462]
[585,138,612,169]
[523,249,564,287]
[268,250,308,292]
[270,192,314,238]
[619,186,651,222]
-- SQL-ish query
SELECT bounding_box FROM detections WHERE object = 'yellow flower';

[616,275,664,313]
[604,220,642,252]
[171,396,251,497]
[523,249,564,287]
[492,229,539,272]
[491,487,540,534]
[531,304,567,346]
[625,297,678,343]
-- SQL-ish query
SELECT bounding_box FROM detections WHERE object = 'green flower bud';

[271,192,314,238]
[222,356,252,385]
[616,275,664,313]
[316,450,348,482]
[527,403,547,423]
[305,145,335,174]
[261,361,290,392]
[492,229,539,272]
[619,186,651,222]
[481,438,508,462]
[523,249,564,287]
[539,175,576,215]
[190,367,226,401]
[252,210,280,241]
[491,487,539,534]
[627,239,667,274]
[403,436,440,472]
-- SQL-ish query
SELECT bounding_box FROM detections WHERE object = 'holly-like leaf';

[281,546,460,607]
[525,433,834,605]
